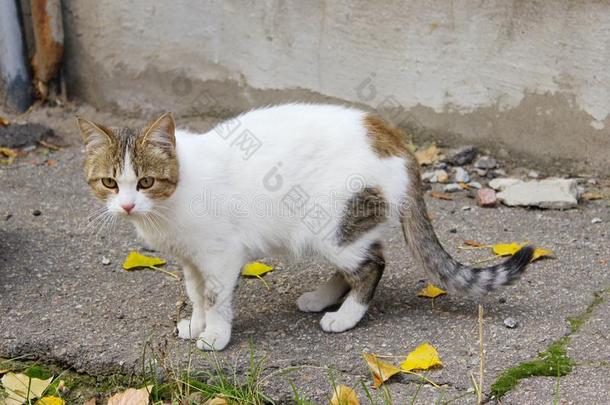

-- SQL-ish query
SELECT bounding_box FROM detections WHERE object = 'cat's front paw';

[176,318,205,340]
[320,311,358,333]
[196,327,231,351]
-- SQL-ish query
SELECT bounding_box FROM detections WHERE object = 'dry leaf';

[35,397,66,405]
[0,147,18,165]
[430,192,453,201]
[107,386,151,405]
[582,192,603,201]
[0,369,8,375]
[362,353,401,388]
[491,243,552,262]
[415,144,441,165]
[458,182,471,190]
[1,372,53,405]
[205,397,229,405]
[122,252,166,270]
[241,262,274,277]
[0,116,9,126]
[417,283,447,298]
[330,385,360,405]
[400,343,443,372]
[464,240,486,248]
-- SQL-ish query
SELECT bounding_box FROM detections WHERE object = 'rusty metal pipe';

[0,0,34,112]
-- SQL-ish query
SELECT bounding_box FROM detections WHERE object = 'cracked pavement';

[1,108,609,403]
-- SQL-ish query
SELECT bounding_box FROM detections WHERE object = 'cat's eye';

[138,177,155,190]
[101,177,117,189]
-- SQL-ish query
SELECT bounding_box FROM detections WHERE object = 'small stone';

[454,167,470,183]
[503,317,518,329]
[461,206,472,211]
[430,169,449,183]
[493,169,507,177]
[498,297,507,304]
[474,156,497,170]
[587,178,598,185]
[476,188,497,207]
[449,228,458,233]
[528,170,540,179]
[469,181,482,189]
[32,209,41,216]
[475,168,488,177]
[592,217,602,224]
[5,214,12,221]
[421,171,435,182]
[101,256,111,265]
[446,146,478,166]
[443,183,462,193]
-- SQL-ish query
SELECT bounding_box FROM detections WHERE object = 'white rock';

[592,217,602,224]
[421,171,435,182]
[444,183,462,193]
[469,181,482,189]
[453,167,470,183]
[474,156,497,169]
[430,169,448,183]
[528,170,540,179]
[102,256,111,265]
[489,178,523,191]
[497,178,579,209]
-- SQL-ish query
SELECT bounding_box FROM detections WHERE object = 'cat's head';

[77,113,179,217]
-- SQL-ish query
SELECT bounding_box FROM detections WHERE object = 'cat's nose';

[121,203,135,214]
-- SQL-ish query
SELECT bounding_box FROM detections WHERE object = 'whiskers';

[139,209,170,236]
[83,206,118,235]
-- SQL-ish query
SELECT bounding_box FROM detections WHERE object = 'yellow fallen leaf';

[122,251,166,270]
[241,261,274,277]
[107,386,151,405]
[0,116,9,126]
[532,247,553,261]
[415,144,441,165]
[330,385,360,405]
[1,373,53,405]
[491,242,524,256]
[35,397,66,405]
[205,397,229,405]
[0,147,18,165]
[400,343,442,372]
[417,283,447,298]
[362,353,401,388]
[491,242,552,262]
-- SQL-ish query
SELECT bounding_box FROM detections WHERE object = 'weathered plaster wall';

[60,0,610,172]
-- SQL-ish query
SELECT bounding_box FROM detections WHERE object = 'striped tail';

[401,160,534,296]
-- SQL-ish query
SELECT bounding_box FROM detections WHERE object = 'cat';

[77,103,534,351]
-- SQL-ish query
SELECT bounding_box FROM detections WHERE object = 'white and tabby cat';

[78,103,533,350]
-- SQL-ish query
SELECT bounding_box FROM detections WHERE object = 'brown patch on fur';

[78,113,179,201]
[338,187,388,245]
[363,115,411,158]
[343,242,385,304]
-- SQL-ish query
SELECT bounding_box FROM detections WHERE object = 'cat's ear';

[76,117,114,153]
[141,112,176,149]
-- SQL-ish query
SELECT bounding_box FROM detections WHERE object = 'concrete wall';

[60,0,610,172]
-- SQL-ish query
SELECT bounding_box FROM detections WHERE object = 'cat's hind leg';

[320,241,385,333]
[297,272,350,312]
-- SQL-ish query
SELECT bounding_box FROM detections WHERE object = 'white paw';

[196,327,231,351]
[297,291,328,312]
[176,318,204,340]
[320,311,359,333]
